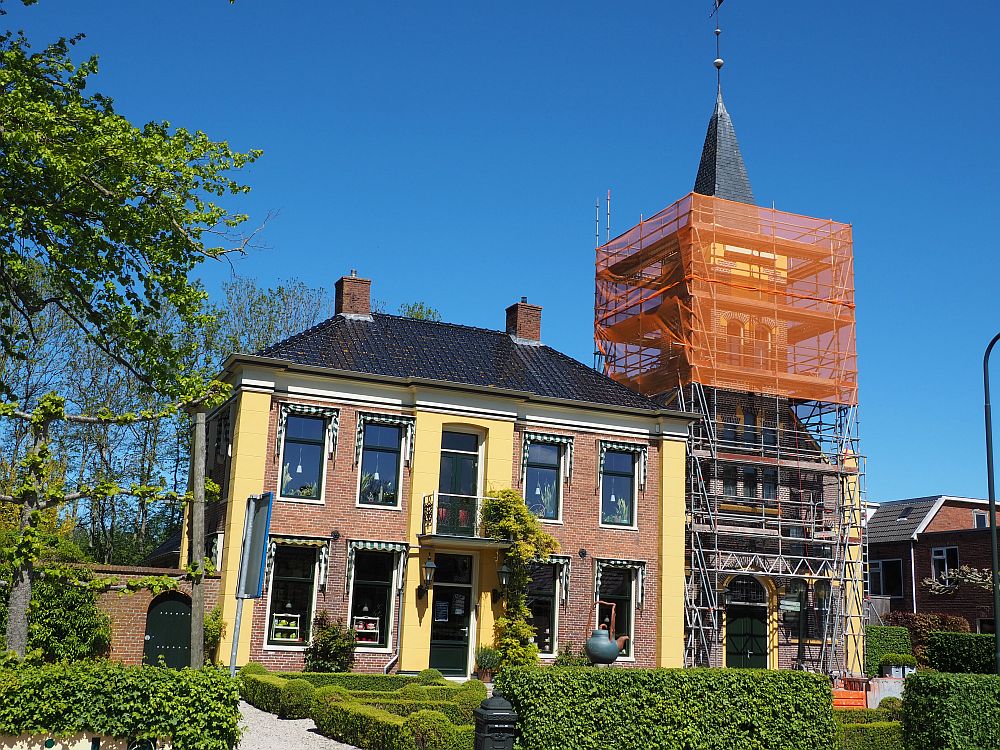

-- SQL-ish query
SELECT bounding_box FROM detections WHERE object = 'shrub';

[865,626,912,677]
[241,673,287,714]
[885,612,969,666]
[459,679,487,702]
[418,668,446,685]
[279,670,419,691]
[280,678,316,720]
[904,672,1000,749]
[304,611,356,672]
[361,698,471,726]
[312,684,353,714]
[204,605,226,659]
[834,708,895,725]
[927,631,996,674]
[399,683,430,699]
[0,662,240,750]
[311,695,409,750]
[879,653,917,668]
[551,644,591,667]
[402,710,458,750]
[474,646,501,673]
[877,697,902,721]
[495,667,834,750]
[239,662,268,677]
[838,721,904,750]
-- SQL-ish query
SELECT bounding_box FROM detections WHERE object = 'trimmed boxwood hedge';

[241,673,287,714]
[927,631,997,674]
[838,721,903,750]
[834,709,895,726]
[312,697,410,750]
[0,663,241,750]
[865,626,912,677]
[280,678,316,719]
[276,671,422,691]
[495,667,835,750]
[904,672,1000,749]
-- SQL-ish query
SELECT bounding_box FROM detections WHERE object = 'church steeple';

[693,90,755,205]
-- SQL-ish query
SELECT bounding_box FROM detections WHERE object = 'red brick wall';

[94,566,220,665]
[925,501,999,533]
[913,529,995,629]
[869,540,916,614]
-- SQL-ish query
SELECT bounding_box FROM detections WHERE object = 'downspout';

[910,541,917,614]
[385,575,406,674]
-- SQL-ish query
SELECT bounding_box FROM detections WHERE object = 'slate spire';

[693,90,755,205]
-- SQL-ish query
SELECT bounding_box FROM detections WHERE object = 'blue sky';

[10,1,1000,502]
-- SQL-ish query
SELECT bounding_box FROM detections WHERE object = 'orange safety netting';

[595,193,857,405]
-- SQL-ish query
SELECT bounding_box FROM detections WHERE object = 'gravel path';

[238,701,360,750]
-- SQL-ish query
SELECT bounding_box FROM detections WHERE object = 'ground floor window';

[267,546,318,646]
[597,567,634,657]
[349,551,396,649]
[870,559,904,599]
[979,618,996,634]
[526,563,558,655]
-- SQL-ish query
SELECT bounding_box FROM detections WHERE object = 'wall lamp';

[491,562,512,603]
[416,558,437,600]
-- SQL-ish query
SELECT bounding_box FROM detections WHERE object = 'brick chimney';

[335,270,371,316]
[505,296,542,342]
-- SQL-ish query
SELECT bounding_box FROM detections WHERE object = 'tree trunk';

[190,410,206,668]
[4,504,34,657]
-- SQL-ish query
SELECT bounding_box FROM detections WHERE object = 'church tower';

[594,16,865,675]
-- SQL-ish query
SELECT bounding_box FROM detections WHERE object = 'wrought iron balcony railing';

[421,492,488,537]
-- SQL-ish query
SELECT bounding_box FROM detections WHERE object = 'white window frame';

[277,414,329,505]
[348,550,401,654]
[870,558,904,599]
[528,562,561,658]
[355,422,406,511]
[524,442,565,525]
[974,510,989,530]
[598,451,639,531]
[263,545,322,652]
[931,546,960,585]
[594,567,637,662]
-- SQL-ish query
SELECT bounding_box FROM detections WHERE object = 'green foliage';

[312,684,352,712]
[311,695,409,750]
[276,671,420,691]
[204,605,225,659]
[904,672,1000,749]
[885,611,969,666]
[239,662,268,676]
[837,722,904,750]
[927,631,997,674]
[474,645,501,672]
[0,662,240,750]
[418,668,446,685]
[877,697,903,721]
[865,625,912,677]
[280,678,316,720]
[834,708,896,726]
[495,667,835,750]
[304,611,356,673]
[240,673,286,714]
[402,710,468,750]
[551,644,591,667]
[481,488,559,670]
[398,302,443,322]
[879,652,917,668]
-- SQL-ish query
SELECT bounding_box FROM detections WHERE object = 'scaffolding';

[595,193,866,675]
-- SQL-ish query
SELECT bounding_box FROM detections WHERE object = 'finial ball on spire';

[714,58,724,70]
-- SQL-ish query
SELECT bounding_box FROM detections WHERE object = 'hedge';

[885,612,969,666]
[494,667,835,750]
[904,672,1000,749]
[0,663,241,750]
[241,673,287,714]
[834,709,895,726]
[280,678,316,720]
[927,631,997,674]
[276,671,422,691]
[312,696,409,750]
[865,626,912,677]
[838,722,903,750]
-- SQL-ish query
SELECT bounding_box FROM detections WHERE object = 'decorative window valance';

[598,440,648,489]
[346,539,410,595]
[521,432,574,482]
[266,536,330,591]
[547,554,572,605]
[275,403,340,458]
[355,413,416,466]
[594,558,647,609]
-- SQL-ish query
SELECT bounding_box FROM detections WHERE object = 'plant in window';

[538,483,558,520]
[304,611,356,673]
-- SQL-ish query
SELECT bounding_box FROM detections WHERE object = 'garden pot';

[880,665,904,679]
[585,629,620,665]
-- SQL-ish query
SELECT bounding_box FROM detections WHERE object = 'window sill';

[356,501,403,511]
[263,644,308,652]
[599,523,639,532]
[278,496,325,506]
[539,518,563,525]
[355,646,394,655]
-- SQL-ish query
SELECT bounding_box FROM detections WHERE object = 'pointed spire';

[693,90,755,205]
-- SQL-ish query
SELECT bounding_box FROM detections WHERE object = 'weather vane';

[711,0,725,91]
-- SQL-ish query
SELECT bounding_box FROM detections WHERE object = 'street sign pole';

[229,492,274,678]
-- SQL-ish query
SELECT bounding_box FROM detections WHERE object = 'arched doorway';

[725,575,769,669]
[143,592,192,668]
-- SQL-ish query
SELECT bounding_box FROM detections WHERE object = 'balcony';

[419,493,509,550]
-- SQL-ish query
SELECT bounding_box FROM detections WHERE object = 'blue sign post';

[229,492,274,677]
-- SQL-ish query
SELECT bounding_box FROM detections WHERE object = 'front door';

[726,605,768,669]
[143,592,192,668]
[429,554,474,676]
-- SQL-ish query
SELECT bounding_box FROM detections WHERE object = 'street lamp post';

[983,333,1000,675]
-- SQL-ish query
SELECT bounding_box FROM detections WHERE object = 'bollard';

[474,692,518,750]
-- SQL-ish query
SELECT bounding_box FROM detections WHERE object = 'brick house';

[867,495,999,633]
[186,274,693,676]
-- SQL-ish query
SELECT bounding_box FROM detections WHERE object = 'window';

[974,510,989,530]
[267,546,318,647]
[870,559,904,599]
[722,466,737,498]
[810,580,831,640]
[742,410,759,447]
[526,563,558,655]
[438,431,480,536]
[725,320,744,366]
[601,450,635,527]
[931,547,959,584]
[281,415,325,500]
[525,443,561,521]
[359,424,403,507]
[762,469,777,503]
[349,551,395,649]
[979,618,996,635]
[741,466,757,499]
[597,567,634,657]
[763,421,778,448]
[721,418,738,445]
[753,325,772,369]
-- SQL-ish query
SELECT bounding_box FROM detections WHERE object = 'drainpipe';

[909,542,917,614]
[384,582,405,674]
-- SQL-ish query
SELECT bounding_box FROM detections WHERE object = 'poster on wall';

[434,599,449,622]
[453,593,466,616]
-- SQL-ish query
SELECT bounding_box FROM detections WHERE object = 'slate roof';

[255,313,665,412]
[866,497,942,544]
[693,90,756,205]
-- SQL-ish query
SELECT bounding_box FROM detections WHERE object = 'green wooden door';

[143,593,191,669]
[429,584,472,676]
[726,606,768,669]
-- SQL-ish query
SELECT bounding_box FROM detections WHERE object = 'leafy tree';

[398,302,442,321]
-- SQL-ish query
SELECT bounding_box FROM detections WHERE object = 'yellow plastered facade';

[842,460,865,675]
[657,437,687,667]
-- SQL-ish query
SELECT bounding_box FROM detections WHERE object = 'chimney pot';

[505,299,542,342]
[335,273,372,316]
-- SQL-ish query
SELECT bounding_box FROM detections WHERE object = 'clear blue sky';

[11,1,1000,503]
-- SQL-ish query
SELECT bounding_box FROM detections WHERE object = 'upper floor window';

[722,466,737,498]
[601,450,635,527]
[974,510,989,529]
[526,443,561,521]
[359,424,403,507]
[931,546,959,585]
[741,466,757,499]
[742,409,759,447]
[762,468,777,503]
[870,559,904,599]
[281,416,326,501]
